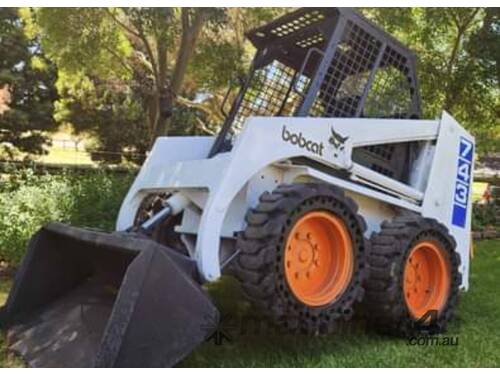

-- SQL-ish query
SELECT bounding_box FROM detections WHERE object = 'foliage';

[56,73,149,163]
[5,7,499,161]
[0,167,134,265]
[0,8,58,157]
[364,7,500,153]
[29,8,228,145]
[472,202,498,231]
[21,7,291,160]
[27,8,132,80]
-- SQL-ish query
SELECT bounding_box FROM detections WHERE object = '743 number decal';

[452,137,473,228]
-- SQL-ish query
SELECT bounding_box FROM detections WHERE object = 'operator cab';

[210,8,422,184]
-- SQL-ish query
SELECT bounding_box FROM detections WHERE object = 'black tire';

[364,215,461,336]
[235,183,368,334]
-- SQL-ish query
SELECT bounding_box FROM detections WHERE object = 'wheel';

[364,215,461,335]
[235,183,368,334]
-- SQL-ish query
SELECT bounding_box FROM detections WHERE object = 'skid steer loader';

[1,7,474,367]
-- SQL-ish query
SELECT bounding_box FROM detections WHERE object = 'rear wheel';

[235,183,367,334]
[364,216,461,335]
[404,240,451,319]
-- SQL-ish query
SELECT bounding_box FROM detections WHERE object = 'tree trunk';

[156,9,207,137]
[443,9,481,110]
[150,37,169,144]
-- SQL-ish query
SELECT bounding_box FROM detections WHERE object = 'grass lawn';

[1,239,499,367]
[0,278,22,367]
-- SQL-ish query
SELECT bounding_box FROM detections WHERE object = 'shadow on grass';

[181,240,500,367]
[179,275,399,367]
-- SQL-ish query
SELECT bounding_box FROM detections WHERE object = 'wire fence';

[1,137,146,167]
[0,138,144,174]
[0,159,138,175]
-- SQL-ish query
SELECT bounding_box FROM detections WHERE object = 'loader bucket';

[0,223,219,367]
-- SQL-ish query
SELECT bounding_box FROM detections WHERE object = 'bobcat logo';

[329,127,349,151]
[282,125,324,156]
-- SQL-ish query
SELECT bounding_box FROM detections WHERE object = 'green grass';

[180,239,500,367]
[0,278,23,367]
[1,240,499,367]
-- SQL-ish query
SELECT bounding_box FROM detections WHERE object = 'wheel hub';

[284,211,354,307]
[403,240,451,319]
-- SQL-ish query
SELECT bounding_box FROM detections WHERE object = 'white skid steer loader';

[1,8,474,367]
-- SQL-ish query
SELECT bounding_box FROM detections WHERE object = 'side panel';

[116,137,217,230]
[344,191,396,236]
[281,167,399,236]
[421,112,474,289]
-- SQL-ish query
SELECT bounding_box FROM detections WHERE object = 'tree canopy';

[1,7,498,160]
[0,8,57,157]
[365,7,499,153]
[19,7,283,160]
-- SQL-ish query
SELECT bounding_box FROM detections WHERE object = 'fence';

[0,160,138,175]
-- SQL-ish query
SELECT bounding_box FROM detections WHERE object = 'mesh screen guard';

[309,19,419,119]
[211,8,421,183]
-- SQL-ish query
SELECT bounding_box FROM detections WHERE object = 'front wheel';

[235,183,368,334]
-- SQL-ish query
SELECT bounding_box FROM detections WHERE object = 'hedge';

[0,167,134,265]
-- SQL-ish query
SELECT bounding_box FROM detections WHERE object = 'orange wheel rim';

[403,241,451,319]
[284,211,354,307]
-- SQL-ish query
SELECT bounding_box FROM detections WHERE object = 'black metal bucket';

[0,223,219,367]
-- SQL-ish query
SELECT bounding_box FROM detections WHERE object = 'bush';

[0,168,135,265]
[66,171,134,230]
[472,202,498,231]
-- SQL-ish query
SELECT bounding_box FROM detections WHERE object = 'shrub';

[472,202,498,231]
[0,168,135,265]
[67,171,134,230]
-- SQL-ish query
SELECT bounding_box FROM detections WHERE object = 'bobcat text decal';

[281,125,324,156]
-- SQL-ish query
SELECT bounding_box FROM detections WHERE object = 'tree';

[30,7,227,146]
[23,7,496,158]
[363,7,499,153]
[0,8,57,157]
[183,8,289,133]
[22,7,289,161]
[55,72,149,164]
